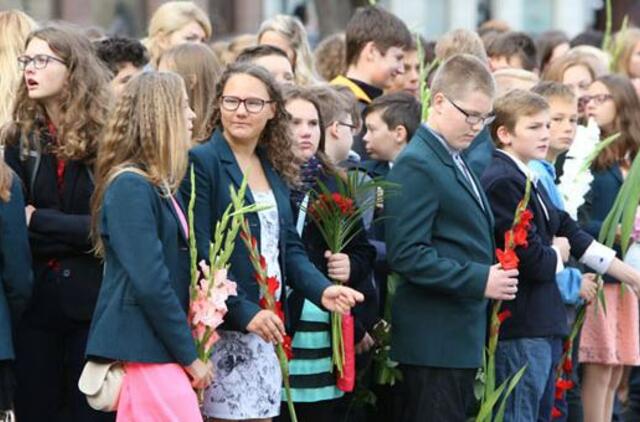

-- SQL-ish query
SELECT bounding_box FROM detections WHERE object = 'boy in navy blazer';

[482,89,640,421]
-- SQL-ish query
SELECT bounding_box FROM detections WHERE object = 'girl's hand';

[321,285,364,314]
[325,251,351,283]
[246,309,286,344]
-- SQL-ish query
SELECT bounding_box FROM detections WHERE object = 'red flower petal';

[496,248,519,270]
[563,358,573,374]
[497,310,512,323]
[282,335,293,360]
[552,406,562,419]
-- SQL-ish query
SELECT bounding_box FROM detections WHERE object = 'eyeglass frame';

[17,54,66,70]
[444,94,495,126]
[336,121,359,134]
[582,93,613,105]
[219,95,274,114]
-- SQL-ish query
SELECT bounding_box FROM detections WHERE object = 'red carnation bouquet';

[306,174,393,392]
[477,177,532,421]
[238,216,296,422]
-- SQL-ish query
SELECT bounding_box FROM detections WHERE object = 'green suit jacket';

[385,125,496,368]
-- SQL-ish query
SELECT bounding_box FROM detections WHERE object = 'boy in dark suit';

[385,54,519,422]
[482,89,640,421]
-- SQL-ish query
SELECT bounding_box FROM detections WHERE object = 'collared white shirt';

[497,149,615,275]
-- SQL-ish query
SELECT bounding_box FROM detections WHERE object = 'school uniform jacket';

[385,125,495,368]
[5,134,102,322]
[180,130,332,332]
[481,150,594,340]
[0,177,33,360]
[86,172,197,366]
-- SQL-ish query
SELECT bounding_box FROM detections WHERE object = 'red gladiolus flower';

[282,335,293,360]
[556,378,574,391]
[519,209,533,229]
[554,386,565,400]
[552,406,562,419]
[563,339,572,353]
[497,310,512,323]
[496,248,519,270]
[266,276,279,297]
[563,357,573,374]
[513,226,528,247]
[259,297,268,310]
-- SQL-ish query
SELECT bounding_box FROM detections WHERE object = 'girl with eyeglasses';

[181,63,364,422]
[580,74,640,422]
[2,25,113,422]
[273,85,375,422]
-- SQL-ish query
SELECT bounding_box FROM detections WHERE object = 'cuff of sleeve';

[552,246,565,274]
[579,240,616,274]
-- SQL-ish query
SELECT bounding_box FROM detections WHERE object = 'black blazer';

[288,171,376,340]
[481,151,593,339]
[5,134,101,321]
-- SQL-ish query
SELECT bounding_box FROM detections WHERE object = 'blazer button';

[62,269,71,277]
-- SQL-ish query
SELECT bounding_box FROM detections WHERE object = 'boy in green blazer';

[384,54,519,421]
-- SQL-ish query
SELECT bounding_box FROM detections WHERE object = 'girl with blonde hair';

[144,1,212,68]
[87,71,210,421]
[0,10,37,126]
[2,25,113,422]
[613,28,640,79]
[159,42,223,144]
[258,14,319,85]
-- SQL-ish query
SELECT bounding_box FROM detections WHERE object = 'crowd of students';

[3,1,640,421]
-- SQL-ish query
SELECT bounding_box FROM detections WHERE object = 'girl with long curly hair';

[181,63,363,422]
[87,71,211,421]
[1,25,113,422]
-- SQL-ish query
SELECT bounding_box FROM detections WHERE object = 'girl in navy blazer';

[87,72,210,420]
[0,162,32,415]
[2,26,113,422]
[182,63,363,421]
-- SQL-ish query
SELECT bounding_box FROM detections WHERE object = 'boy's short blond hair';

[430,54,495,101]
[531,81,576,104]
[435,29,488,63]
[493,68,539,95]
[490,89,549,147]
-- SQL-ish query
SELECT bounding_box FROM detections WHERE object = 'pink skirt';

[116,363,202,422]
[579,284,640,365]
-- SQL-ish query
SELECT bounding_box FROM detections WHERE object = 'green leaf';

[494,365,528,422]
[475,380,508,422]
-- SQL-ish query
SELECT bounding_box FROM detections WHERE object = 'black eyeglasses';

[444,95,495,126]
[220,96,273,114]
[337,121,358,134]
[17,54,66,70]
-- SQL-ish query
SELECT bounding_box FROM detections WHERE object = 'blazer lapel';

[215,130,256,206]
[420,128,488,216]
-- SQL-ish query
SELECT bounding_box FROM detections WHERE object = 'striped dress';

[284,300,343,402]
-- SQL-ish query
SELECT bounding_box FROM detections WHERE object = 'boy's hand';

[485,264,518,300]
[579,273,598,302]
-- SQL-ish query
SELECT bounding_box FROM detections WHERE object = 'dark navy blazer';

[481,151,593,339]
[0,177,33,360]
[181,130,332,332]
[86,172,197,366]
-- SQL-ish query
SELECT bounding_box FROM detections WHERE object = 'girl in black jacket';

[2,25,113,422]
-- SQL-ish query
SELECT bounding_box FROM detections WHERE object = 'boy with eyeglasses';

[384,54,518,421]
